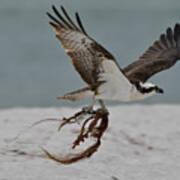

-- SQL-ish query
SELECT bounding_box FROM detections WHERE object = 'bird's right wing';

[47,5,130,89]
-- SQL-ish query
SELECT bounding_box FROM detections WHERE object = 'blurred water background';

[1,0,180,108]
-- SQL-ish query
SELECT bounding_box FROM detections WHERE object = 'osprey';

[47,5,180,111]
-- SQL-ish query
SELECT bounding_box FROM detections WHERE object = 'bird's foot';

[82,106,95,114]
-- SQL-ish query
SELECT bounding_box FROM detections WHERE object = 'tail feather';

[57,87,94,101]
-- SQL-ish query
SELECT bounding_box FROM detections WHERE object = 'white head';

[139,82,164,94]
[136,82,164,98]
[131,81,164,101]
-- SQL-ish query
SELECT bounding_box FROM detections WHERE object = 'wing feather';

[60,6,80,31]
[123,24,180,83]
[75,12,88,36]
[47,5,124,87]
[52,5,73,29]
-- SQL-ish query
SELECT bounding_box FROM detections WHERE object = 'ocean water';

[1,0,180,108]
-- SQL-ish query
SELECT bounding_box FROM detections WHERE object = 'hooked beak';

[156,87,164,94]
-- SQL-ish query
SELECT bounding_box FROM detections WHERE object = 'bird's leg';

[99,99,109,114]
[82,97,96,114]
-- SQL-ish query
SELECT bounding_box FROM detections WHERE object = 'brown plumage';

[45,6,180,164]
[123,24,180,83]
[47,5,119,88]
[47,5,180,97]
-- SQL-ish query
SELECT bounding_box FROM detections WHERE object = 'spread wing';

[123,24,180,83]
[47,5,127,88]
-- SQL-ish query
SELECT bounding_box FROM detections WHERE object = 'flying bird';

[47,5,180,112]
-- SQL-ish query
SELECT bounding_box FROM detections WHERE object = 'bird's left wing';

[123,24,180,83]
[47,5,130,89]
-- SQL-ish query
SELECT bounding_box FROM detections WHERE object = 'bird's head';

[138,82,164,94]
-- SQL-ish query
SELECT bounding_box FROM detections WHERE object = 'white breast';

[95,59,156,102]
[96,81,156,102]
[95,60,133,101]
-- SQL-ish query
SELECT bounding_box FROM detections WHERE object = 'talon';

[82,106,95,114]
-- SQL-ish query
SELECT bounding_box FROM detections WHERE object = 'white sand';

[1,105,180,180]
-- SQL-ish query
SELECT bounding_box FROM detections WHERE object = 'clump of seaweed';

[42,108,109,164]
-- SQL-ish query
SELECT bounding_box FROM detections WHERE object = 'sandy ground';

[1,105,180,180]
